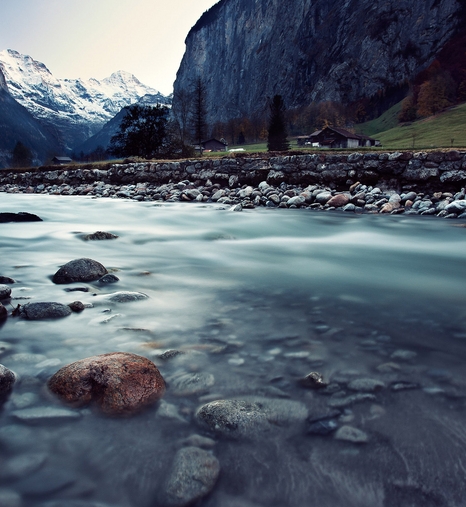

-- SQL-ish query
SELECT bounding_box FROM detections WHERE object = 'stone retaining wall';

[1,150,466,193]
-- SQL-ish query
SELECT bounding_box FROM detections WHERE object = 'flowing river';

[1,193,466,507]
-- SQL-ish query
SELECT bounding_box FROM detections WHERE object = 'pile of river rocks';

[2,178,466,218]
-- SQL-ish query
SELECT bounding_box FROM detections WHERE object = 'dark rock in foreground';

[19,302,72,320]
[163,446,220,507]
[48,352,166,416]
[52,258,108,284]
[0,303,7,320]
[0,364,16,397]
[0,212,42,223]
[0,276,15,284]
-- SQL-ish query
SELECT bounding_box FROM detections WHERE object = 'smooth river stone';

[52,258,108,284]
[48,352,166,415]
[163,446,220,507]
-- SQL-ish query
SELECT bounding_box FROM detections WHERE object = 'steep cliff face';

[174,0,462,124]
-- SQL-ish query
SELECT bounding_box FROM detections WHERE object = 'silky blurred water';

[1,194,466,507]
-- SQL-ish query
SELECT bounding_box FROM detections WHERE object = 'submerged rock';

[11,406,81,423]
[300,371,328,389]
[168,372,215,396]
[163,446,220,507]
[19,302,72,320]
[48,352,166,416]
[98,274,119,284]
[196,397,308,439]
[0,303,7,320]
[196,399,268,438]
[348,378,385,392]
[83,231,119,240]
[105,291,148,303]
[68,301,85,313]
[335,425,369,443]
[52,258,108,284]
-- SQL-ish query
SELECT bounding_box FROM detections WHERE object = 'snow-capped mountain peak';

[0,49,170,149]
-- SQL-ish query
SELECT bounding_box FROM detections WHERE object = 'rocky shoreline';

[2,176,466,219]
[2,151,466,218]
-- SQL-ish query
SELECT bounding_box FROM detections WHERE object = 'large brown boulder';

[48,352,165,416]
[52,258,108,284]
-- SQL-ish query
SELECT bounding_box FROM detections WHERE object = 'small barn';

[301,127,378,149]
[52,156,73,165]
[201,139,228,152]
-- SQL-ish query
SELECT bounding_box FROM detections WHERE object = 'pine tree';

[11,141,33,168]
[189,77,208,155]
[267,95,290,152]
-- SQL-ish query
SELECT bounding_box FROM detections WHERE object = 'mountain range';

[0,49,170,167]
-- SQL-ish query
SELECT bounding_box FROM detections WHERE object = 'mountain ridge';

[174,0,462,126]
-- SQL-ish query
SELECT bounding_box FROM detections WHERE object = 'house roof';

[309,126,375,142]
[52,156,73,162]
[202,138,228,146]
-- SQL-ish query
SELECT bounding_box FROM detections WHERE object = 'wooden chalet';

[52,156,73,165]
[298,127,379,149]
[201,138,228,152]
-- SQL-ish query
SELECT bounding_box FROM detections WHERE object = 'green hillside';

[355,102,402,137]
[358,102,466,149]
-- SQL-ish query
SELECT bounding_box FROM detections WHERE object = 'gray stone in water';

[52,258,108,284]
[300,371,328,389]
[11,406,81,423]
[196,399,268,438]
[348,378,385,392]
[0,284,12,300]
[169,372,215,396]
[163,446,220,507]
[106,291,148,303]
[0,488,21,507]
[307,418,339,435]
[391,381,420,391]
[0,452,48,481]
[0,341,13,355]
[13,467,76,497]
[98,274,119,284]
[335,425,369,443]
[19,302,72,320]
[391,349,418,361]
[156,400,188,423]
[327,393,376,409]
[83,231,118,240]
[0,364,16,396]
[181,434,217,449]
[196,397,308,439]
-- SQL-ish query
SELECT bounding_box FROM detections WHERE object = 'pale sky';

[0,0,218,95]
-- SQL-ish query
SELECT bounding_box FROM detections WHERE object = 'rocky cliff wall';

[173,0,461,124]
[2,151,466,195]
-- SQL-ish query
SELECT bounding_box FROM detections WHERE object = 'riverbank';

[2,151,466,218]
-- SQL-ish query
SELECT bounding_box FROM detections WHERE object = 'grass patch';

[356,102,402,137]
[375,102,466,149]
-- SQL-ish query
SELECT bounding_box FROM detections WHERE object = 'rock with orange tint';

[48,352,165,416]
[326,193,350,208]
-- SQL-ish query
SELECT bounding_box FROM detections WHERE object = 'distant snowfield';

[0,49,170,129]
